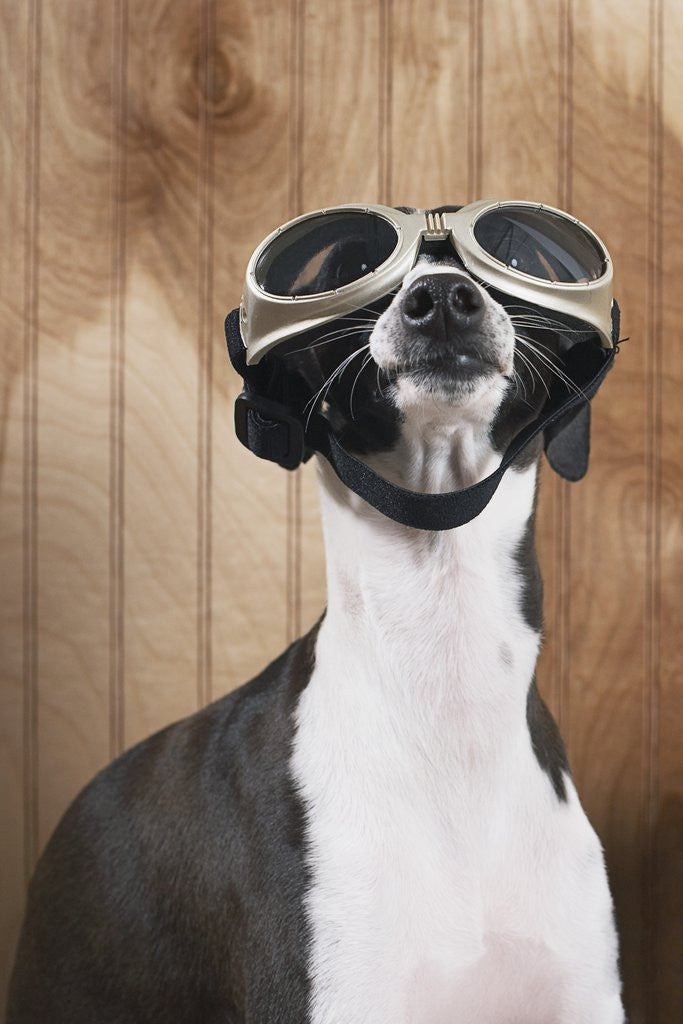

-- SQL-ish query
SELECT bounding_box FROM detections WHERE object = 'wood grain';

[0,0,30,1001]
[121,0,201,748]
[390,0,471,209]
[656,1,683,1017]
[32,0,115,854]
[569,3,653,1019]
[210,0,291,697]
[1,0,681,1016]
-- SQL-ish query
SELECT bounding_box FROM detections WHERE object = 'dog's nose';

[401,274,485,343]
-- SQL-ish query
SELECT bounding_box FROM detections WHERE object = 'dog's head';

[280,206,588,486]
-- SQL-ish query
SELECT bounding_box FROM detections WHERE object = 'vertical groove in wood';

[197,0,215,709]
[556,0,574,744]
[378,0,392,204]
[22,0,42,885]
[289,0,305,220]
[557,0,574,209]
[467,0,483,201]
[109,0,127,759]
[645,0,663,1014]
[287,0,305,645]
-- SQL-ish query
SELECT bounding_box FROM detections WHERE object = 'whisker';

[350,352,375,421]
[506,306,590,335]
[504,372,519,401]
[509,318,588,337]
[303,350,358,415]
[505,363,538,407]
[512,367,536,407]
[516,334,571,361]
[376,362,388,400]
[331,316,380,325]
[509,365,525,401]
[515,346,550,398]
[304,344,371,430]
[516,335,586,399]
[351,293,399,316]
[283,326,372,358]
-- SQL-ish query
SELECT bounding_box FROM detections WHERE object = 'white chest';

[292,688,621,1024]
[290,465,622,1023]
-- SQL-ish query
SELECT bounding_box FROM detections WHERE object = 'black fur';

[514,501,544,634]
[526,678,570,802]
[7,623,322,1024]
[512,486,571,802]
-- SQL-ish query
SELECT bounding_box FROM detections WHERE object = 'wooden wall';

[1,0,681,1018]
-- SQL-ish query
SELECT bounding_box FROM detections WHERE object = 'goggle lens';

[473,205,606,284]
[255,212,398,297]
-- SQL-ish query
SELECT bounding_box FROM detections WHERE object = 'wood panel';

[210,0,290,696]
[1,0,682,1017]
[390,1,471,211]
[656,0,683,1017]
[121,0,202,747]
[569,3,652,1020]
[33,0,116,851]
[0,0,31,1001]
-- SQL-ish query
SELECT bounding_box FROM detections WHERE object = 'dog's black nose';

[401,273,484,343]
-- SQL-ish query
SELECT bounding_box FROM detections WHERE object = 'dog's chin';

[386,357,508,421]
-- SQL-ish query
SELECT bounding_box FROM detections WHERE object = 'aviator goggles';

[226,200,622,532]
[238,200,615,363]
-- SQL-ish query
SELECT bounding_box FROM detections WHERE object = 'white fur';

[290,271,623,1024]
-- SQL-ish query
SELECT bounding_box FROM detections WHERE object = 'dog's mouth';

[390,347,503,387]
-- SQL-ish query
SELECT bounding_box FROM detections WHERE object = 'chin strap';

[226,303,621,531]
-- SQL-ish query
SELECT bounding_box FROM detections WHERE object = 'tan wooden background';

[1,0,681,1019]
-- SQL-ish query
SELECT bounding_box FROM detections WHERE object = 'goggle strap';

[225,307,619,532]
[309,350,615,531]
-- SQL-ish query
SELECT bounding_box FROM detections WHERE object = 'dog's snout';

[373,265,511,384]
[401,274,485,342]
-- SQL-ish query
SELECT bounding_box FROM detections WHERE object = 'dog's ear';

[544,402,591,481]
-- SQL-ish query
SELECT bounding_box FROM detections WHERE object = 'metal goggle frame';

[239,199,614,364]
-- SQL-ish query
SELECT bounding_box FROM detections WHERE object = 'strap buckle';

[234,392,306,470]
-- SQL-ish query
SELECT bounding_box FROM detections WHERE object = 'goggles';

[226,200,622,532]
[239,200,615,363]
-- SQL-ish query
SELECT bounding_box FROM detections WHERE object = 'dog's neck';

[312,422,542,761]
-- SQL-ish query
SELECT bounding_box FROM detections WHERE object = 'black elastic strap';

[226,306,619,531]
[306,348,615,530]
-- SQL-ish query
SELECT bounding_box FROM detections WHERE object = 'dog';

[7,220,624,1023]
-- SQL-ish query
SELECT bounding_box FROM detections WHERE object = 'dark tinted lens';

[473,206,605,283]
[256,212,398,296]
